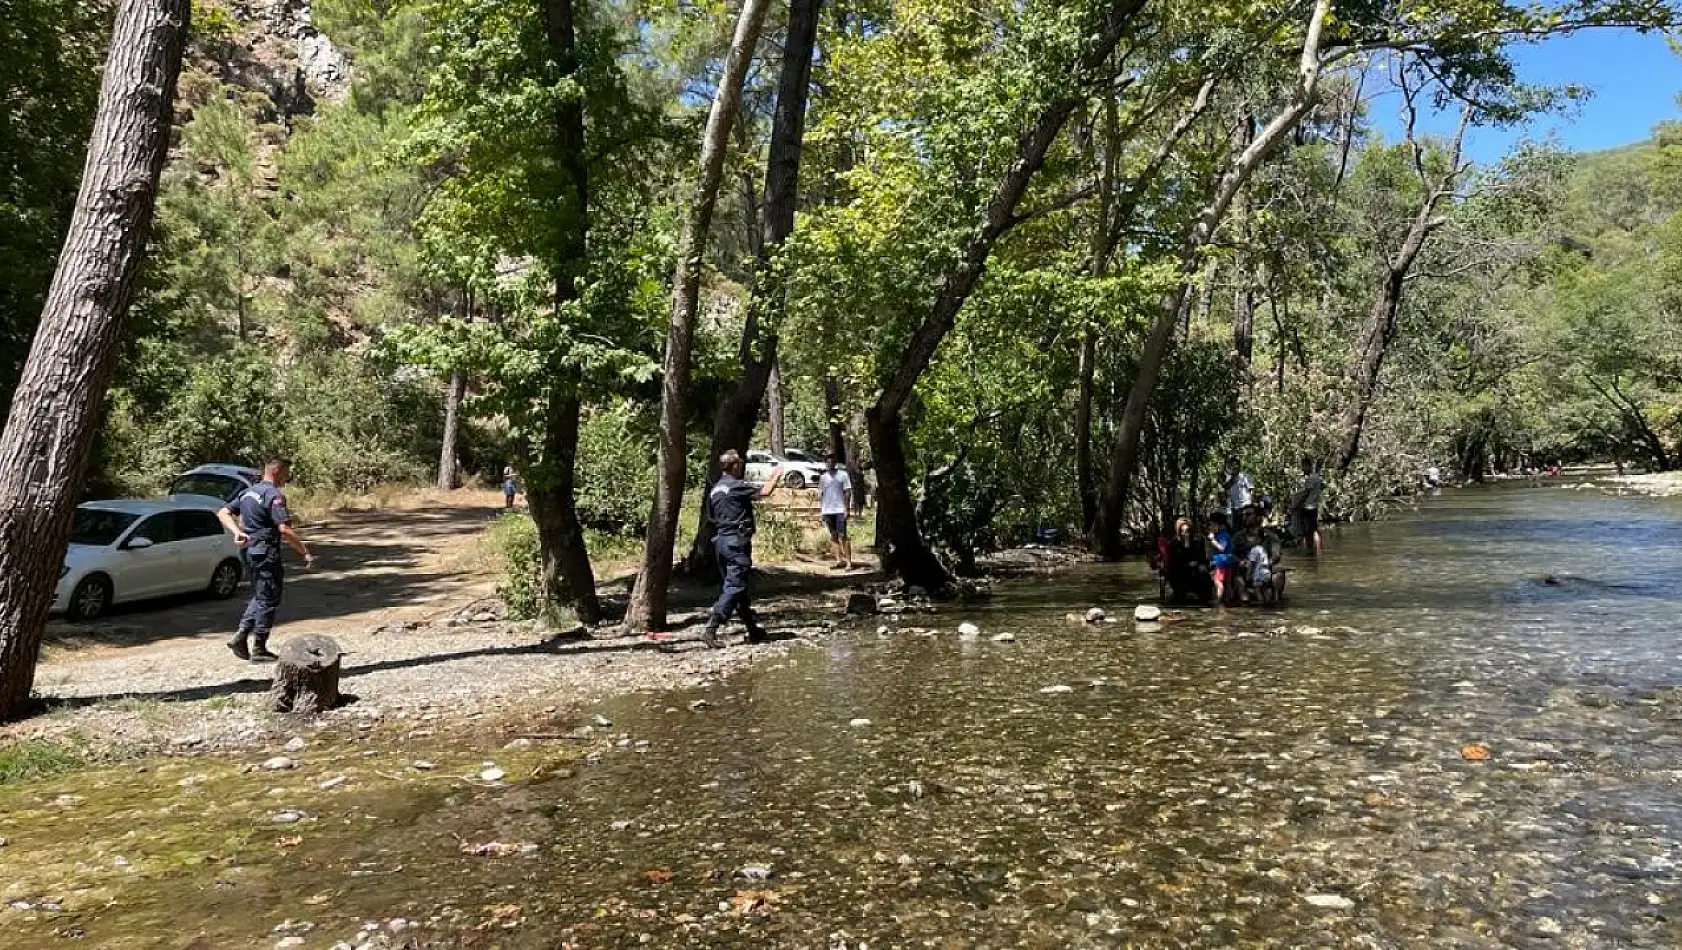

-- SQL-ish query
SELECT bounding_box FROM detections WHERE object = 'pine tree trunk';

[0,0,188,722]
[685,0,822,577]
[437,368,466,491]
[628,0,773,633]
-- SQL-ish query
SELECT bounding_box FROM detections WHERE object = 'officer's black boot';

[228,630,251,661]
[700,616,724,650]
[743,610,773,644]
[250,637,279,662]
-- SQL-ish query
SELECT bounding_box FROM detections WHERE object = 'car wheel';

[68,575,111,622]
[784,470,806,489]
[209,558,242,599]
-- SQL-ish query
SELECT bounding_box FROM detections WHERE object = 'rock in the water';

[283,737,306,753]
[318,775,348,790]
[479,766,507,782]
[735,864,774,880]
[261,756,297,771]
[592,714,613,728]
[1303,893,1354,910]
[849,718,872,728]
[1039,684,1074,694]
[877,598,900,613]
[957,622,981,639]
[1133,604,1162,623]
[991,632,1017,643]
[1084,607,1106,624]
[270,810,305,824]
[845,592,878,616]
[411,760,436,771]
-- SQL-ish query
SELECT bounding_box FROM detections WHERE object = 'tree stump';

[268,635,343,714]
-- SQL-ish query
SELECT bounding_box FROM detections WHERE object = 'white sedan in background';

[167,462,261,505]
[746,449,824,489]
[53,500,245,621]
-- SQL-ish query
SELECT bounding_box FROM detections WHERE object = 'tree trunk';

[1075,326,1098,533]
[1336,109,1468,474]
[866,408,949,589]
[684,0,821,576]
[268,635,342,714]
[767,357,787,456]
[0,0,187,722]
[1092,0,1331,559]
[437,368,466,490]
[529,0,602,625]
[627,0,773,633]
[868,0,1146,587]
[526,386,602,624]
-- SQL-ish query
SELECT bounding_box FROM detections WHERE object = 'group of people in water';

[1152,455,1325,607]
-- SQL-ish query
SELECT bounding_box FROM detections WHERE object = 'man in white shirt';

[818,455,853,570]
[1224,456,1255,521]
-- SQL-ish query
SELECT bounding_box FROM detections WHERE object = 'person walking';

[818,455,853,570]
[699,449,778,649]
[216,458,313,661]
[502,466,520,509]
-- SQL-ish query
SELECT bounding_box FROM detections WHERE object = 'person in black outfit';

[215,458,313,661]
[701,450,779,648]
[1165,516,1213,604]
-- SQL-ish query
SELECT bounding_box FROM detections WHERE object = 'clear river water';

[4,478,1682,948]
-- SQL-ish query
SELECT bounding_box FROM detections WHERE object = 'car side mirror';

[125,537,154,551]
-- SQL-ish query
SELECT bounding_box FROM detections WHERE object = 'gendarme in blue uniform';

[707,473,763,629]
[224,481,291,650]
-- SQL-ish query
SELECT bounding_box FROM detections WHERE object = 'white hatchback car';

[53,500,245,621]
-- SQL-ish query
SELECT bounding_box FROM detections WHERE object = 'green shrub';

[485,511,542,621]
[575,402,657,534]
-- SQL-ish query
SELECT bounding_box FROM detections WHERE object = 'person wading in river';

[696,450,779,649]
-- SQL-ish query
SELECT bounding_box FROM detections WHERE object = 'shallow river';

[6,480,1682,948]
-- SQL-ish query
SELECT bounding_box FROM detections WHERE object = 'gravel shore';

[6,613,822,756]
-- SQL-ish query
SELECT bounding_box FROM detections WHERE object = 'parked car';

[745,449,825,489]
[53,500,245,621]
[167,463,261,506]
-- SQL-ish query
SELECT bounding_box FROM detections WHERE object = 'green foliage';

[485,510,542,620]
[576,402,658,534]
[0,739,84,785]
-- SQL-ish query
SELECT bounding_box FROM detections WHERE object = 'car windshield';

[169,473,242,501]
[69,509,140,547]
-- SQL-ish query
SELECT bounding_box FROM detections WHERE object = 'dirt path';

[12,495,880,754]
[43,499,506,659]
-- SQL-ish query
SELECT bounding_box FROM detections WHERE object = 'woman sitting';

[1165,516,1214,604]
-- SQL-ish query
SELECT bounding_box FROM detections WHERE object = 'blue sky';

[1372,28,1682,163]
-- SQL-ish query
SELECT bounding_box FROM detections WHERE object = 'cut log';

[268,635,343,714]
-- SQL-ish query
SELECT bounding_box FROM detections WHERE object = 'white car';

[53,500,245,621]
[745,449,825,489]
[167,463,261,506]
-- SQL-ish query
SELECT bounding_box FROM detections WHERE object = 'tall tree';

[627,0,775,633]
[0,0,189,720]
[866,0,1148,591]
[1093,0,1333,558]
[687,0,823,574]
[1336,96,1471,473]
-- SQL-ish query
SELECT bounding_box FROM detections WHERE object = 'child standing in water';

[1207,511,1235,604]
[502,466,519,509]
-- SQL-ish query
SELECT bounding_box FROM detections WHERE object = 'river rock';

[1039,684,1074,694]
[849,718,872,728]
[991,632,1017,643]
[1084,607,1106,624]
[957,622,981,639]
[319,775,348,790]
[593,714,613,727]
[1134,605,1162,623]
[1303,893,1354,910]
[479,766,507,782]
[284,737,306,752]
[271,810,305,824]
[262,756,297,771]
[276,939,306,949]
[877,598,901,613]
[845,592,878,616]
